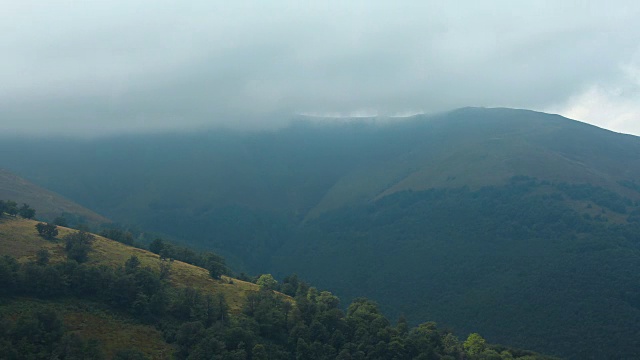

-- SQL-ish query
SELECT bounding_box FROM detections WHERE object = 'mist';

[2,1,640,136]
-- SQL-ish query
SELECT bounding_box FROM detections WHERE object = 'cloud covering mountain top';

[2,1,640,136]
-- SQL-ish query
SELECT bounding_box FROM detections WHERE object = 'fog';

[1,1,640,136]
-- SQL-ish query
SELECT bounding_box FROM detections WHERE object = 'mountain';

[0,168,109,226]
[0,216,554,360]
[305,107,640,215]
[2,108,639,224]
[1,107,640,358]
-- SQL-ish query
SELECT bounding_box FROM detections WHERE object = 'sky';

[1,0,640,136]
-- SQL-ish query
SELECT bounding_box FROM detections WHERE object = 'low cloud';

[1,1,640,136]
[548,62,640,136]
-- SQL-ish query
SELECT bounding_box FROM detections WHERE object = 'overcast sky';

[1,1,640,136]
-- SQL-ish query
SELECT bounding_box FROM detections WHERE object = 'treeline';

[0,248,555,360]
[32,215,231,280]
[0,199,35,219]
[6,199,229,283]
[147,238,227,279]
[94,224,230,279]
[556,182,634,214]
[101,227,230,279]
[1,198,87,230]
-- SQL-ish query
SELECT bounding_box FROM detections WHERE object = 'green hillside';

[0,216,554,360]
[0,216,265,358]
[0,217,264,313]
[1,107,640,358]
[277,178,640,359]
[307,108,640,216]
[1,108,639,255]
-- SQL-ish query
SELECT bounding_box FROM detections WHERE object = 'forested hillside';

[0,211,553,359]
[277,177,640,359]
[1,107,640,358]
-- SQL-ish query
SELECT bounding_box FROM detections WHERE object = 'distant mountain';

[305,107,640,216]
[0,168,109,226]
[1,107,640,358]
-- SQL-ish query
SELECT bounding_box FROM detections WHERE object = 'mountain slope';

[0,216,266,358]
[307,108,640,216]
[1,108,640,358]
[275,178,640,359]
[0,217,556,360]
[1,108,639,228]
[0,217,263,313]
[0,168,109,226]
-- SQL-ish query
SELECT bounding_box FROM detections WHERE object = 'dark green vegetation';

[280,178,640,359]
[1,199,37,221]
[2,107,640,358]
[36,222,58,240]
[0,306,104,359]
[0,217,552,360]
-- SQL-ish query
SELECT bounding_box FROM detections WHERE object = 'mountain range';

[1,107,639,359]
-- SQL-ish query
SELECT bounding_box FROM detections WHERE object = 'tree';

[252,344,268,360]
[125,255,140,273]
[256,274,278,290]
[159,258,172,280]
[36,249,50,266]
[149,238,165,255]
[463,333,486,355]
[396,315,409,335]
[207,261,226,279]
[18,203,35,219]
[53,216,68,227]
[101,228,134,245]
[64,231,95,263]
[5,201,17,216]
[36,223,58,240]
[205,252,227,279]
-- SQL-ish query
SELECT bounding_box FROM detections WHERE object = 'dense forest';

[275,178,640,359]
[0,205,555,359]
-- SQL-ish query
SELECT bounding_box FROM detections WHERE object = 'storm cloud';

[2,1,640,135]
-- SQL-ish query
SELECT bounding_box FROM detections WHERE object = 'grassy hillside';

[0,169,109,226]
[0,216,274,358]
[0,217,263,313]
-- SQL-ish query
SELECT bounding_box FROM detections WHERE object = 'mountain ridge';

[1,107,640,358]
[305,107,640,217]
[0,168,110,226]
